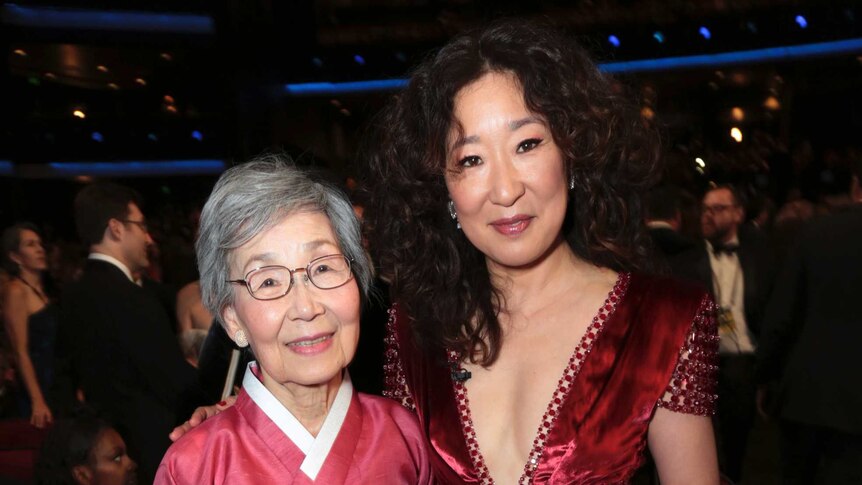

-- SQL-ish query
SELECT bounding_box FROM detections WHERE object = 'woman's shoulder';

[627,272,711,306]
[357,392,417,423]
[163,403,245,460]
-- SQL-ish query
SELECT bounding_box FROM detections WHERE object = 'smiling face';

[444,71,569,271]
[9,229,47,273]
[221,211,360,391]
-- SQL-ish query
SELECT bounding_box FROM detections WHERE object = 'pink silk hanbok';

[156,364,432,484]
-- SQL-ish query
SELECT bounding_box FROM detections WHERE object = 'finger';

[169,421,192,442]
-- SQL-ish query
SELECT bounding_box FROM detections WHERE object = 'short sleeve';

[656,294,720,416]
[383,305,416,412]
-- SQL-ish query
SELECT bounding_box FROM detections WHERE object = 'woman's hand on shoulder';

[169,396,236,441]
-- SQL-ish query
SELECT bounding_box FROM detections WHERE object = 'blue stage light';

[47,159,225,176]
[191,130,203,141]
[699,26,712,40]
[285,79,409,96]
[91,132,103,142]
[283,38,862,94]
[653,31,665,43]
[795,15,808,29]
[600,37,862,73]
[608,35,621,47]
[0,161,12,176]
[0,4,214,34]
[353,54,366,66]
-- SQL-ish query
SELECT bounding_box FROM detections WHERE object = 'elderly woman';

[156,157,431,484]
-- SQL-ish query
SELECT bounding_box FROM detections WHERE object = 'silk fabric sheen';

[392,273,711,484]
[156,386,432,484]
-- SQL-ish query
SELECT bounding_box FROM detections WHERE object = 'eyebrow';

[241,239,338,271]
[448,116,545,153]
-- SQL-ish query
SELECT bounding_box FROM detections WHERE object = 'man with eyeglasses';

[672,184,771,484]
[56,182,199,484]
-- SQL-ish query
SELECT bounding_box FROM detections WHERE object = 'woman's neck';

[262,370,343,437]
[487,237,590,312]
[16,268,43,291]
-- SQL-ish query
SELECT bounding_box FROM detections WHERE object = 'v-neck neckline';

[449,272,631,484]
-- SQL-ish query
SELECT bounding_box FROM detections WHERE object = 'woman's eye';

[314,264,331,274]
[517,138,542,153]
[457,155,481,168]
[259,278,280,288]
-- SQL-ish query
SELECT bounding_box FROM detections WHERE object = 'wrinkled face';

[9,229,47,273]
[118,203,152,273]
[79,428,138,485]
[444,71,569,271]
[222,211,360,390]
[701,188,743,243]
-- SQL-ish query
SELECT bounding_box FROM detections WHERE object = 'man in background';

[673,184,771,483]
[56,182,198,483]
[756,161,862,484]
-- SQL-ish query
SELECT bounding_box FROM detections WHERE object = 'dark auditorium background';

[2,1,861,483]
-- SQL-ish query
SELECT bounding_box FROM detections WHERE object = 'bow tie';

[712,243,739,256]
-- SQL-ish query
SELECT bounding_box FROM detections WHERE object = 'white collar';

[243,362,353,480]
[88,253,134,283]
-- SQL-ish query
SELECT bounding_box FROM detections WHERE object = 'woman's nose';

[286,274,324,322]
[489,158,525,206]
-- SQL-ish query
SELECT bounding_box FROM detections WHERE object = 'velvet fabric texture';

[387,273,717,484]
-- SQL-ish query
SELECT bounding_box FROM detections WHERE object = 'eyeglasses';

[120,219,149,233]
[227,254,353,301]
[701,204,736,215]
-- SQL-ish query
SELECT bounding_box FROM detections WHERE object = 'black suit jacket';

[671,233,771,339]
[756,206,862,434]
[649,226,695,258]
[56,259,199,483]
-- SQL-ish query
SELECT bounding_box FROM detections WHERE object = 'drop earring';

[448,200,461,230]
[234,330,249,348]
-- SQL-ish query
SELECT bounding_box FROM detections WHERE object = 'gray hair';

[196,154,371,326]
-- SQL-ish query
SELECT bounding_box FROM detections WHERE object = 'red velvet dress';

[384,273,719,484]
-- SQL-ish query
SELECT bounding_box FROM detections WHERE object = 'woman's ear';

[72,464,93,485]
[221,305,245,345]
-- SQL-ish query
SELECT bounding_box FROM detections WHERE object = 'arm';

[2,284,52,428]
[651,294,720,484]
[649,410,718,485]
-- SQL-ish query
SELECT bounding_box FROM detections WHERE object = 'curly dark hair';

[360,19,660,365]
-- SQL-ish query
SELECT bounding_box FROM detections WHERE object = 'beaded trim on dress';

[449,272,632,485]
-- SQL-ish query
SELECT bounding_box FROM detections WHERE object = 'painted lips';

[490,215,533,236]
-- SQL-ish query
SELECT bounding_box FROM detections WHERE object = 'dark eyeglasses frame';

[119,219,149,232]
[226,254,353,301]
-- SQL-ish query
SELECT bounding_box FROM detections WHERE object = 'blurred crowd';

[0,138,858,484]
